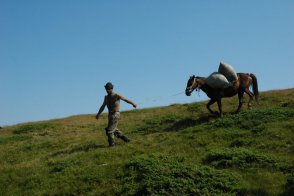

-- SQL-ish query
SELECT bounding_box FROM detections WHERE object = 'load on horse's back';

[218,62,238,82]
[205,62,238,89]
[185,62,259,117]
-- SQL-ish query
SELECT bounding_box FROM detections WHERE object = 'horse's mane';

[196,76,206,80]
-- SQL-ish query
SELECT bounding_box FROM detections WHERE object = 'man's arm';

[119,95,137,108]
[96,98,107,119]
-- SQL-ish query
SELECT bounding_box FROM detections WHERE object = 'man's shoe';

[120,135,130,143]
[108,142,115,148]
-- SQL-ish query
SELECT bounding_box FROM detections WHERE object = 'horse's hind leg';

[236,91,244,113]
[206,99,217,115]
[244,88,254,109]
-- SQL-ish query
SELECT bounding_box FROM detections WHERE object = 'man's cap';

[104,82,114,89]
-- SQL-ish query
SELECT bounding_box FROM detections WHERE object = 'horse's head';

[185,75,199,96]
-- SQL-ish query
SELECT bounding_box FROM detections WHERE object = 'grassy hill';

[0,88,293,195]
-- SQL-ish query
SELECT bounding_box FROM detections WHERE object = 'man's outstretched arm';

[119,95,137,108]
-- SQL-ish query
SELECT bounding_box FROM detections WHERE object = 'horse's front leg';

[217,99,223,118]
[206,99,217,115]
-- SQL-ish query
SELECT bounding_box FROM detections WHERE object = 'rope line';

[137,91,185,105]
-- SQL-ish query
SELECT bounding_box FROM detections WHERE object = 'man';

[96,82,137,147]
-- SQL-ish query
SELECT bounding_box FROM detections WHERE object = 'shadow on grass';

[165,114,217,132]
[51,143,105,157]
[137,113,220,134]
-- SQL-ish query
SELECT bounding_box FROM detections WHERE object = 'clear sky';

[1,0,294,126]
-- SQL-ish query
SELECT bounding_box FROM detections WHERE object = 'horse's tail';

[250,73,259,103]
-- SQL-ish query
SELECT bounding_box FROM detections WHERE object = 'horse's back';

[237,73,254,87]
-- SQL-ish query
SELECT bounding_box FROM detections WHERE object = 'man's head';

[104,82,114,94]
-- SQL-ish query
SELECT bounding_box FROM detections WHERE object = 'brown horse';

[185,73,259,117]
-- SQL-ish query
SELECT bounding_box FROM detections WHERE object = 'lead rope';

[137,91,185,106]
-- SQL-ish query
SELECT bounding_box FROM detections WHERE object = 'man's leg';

[114,130,130,142]
[106,112,120,147]
[105,129,115,147]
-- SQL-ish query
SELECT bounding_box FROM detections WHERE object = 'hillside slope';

[0,89,294,195]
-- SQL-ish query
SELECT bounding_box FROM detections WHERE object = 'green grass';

[0,88,293,195]
[120,154,241,195]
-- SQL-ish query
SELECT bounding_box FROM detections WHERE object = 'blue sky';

[1,1,293,126]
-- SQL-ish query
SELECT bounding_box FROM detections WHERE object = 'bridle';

[186,76,202,95]
[186,76,196,93]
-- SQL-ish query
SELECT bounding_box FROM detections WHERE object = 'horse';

[185,73,259,117]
